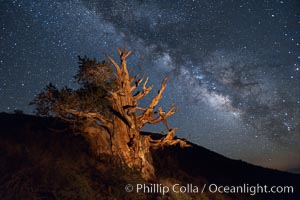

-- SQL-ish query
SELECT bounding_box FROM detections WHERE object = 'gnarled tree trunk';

[60,48,190,180]
[110,120,155,180]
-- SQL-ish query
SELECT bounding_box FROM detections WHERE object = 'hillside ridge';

[0,112,299,200]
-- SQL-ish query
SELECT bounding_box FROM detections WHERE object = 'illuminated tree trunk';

[59,48,190,180]
[111,119,155,180]
[101,48,189,180]
[105,49,156,180]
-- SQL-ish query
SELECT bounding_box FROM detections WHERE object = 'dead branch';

[148,128,191,149]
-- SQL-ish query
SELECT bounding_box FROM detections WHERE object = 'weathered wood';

[58,49,189,180]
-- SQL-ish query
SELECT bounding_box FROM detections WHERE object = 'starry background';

[0,0,299,172]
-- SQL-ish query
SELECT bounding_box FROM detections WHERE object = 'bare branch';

[117,47,132,58]
[130,77,144,92]
[148,76,168,109]
[125,50,132,58]
[129,74,139,84]
[105,53,121,75]
[116,48,122,56]
[148,128,191,149]
[135,107,147,111]
[57,113,77,123]
[63,108,112,130]
[136,76,169,128]
[143,77,149,89]
[138,103,177,129]
[133,77,154,103]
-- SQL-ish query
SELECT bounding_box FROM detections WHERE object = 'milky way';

[0,0,299,171]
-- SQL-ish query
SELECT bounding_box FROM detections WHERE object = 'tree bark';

[59,48,190,180]
[110,118,156,180]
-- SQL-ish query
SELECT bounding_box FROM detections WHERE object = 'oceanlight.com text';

[207,183,294,196]
[125,183,294,196]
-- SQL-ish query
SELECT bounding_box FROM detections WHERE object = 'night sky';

[1,0,299,172]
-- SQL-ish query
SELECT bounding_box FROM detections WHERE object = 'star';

[0,0,299,172]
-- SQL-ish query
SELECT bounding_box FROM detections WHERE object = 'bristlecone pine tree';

[32,48,189,180]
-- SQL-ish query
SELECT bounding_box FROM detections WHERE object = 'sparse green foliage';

[31,56,115,122]
[31,48,187,180]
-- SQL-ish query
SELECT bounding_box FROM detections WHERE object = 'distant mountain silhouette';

[0,112,299,199]
[287,168,300,174]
